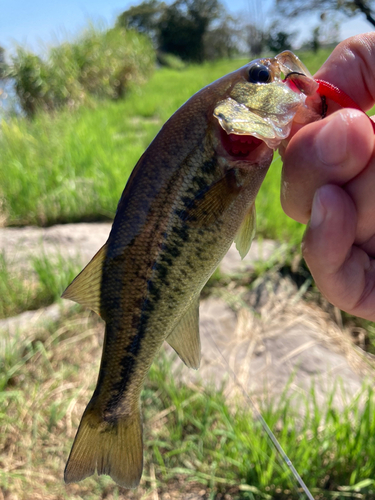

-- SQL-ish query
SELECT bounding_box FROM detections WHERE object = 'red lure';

[315,79,375,133]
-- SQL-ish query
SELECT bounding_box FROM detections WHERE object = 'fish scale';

[94,149,223,406]
[62,50,321,488]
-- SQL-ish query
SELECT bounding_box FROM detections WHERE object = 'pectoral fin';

[234,203,256,259]
[61,243,107,316]
[166,298,201,369]
[186,169,240,227]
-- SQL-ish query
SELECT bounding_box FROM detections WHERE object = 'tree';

[311,26,320,53]
[117,0,227,62]
[244,0,268,56]
[266,23,295,52]
[307,16,339,51]
[158,0,223,61]
[0,46,6,78]
[203,15,240,60]
[246,24,267,56]
[116,0,165,43]
[276,0,375,29]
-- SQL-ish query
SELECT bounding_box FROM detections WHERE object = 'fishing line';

[205,329,315,500]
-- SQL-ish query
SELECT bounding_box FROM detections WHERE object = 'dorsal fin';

[234,203,256,259]
[62,243,107,316]
[166,298,201,369]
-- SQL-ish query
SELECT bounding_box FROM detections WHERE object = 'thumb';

[281,108,373,224]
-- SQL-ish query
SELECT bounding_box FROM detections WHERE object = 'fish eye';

[247,63,271,84]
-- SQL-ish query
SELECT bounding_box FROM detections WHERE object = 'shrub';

[71,26,155,100]
[6,25,155,117]
[7,49,52,116]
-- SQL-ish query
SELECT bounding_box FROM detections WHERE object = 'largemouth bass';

[63,51,321,488]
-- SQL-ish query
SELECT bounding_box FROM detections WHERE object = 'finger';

[303,185,375,321]
[314,32,375,111]
[281,108,373,224]
[345,155,375,247]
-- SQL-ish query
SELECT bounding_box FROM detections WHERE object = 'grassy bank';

[0,49,332,244]
[1,307,375,500]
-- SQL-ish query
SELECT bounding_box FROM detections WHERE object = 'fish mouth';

[219,127,263,159]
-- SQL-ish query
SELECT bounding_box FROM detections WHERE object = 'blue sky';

[0,0,372,55]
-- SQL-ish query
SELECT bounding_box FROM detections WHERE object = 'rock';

[0,223,110,272]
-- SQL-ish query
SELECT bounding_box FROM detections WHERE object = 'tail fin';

[64,405,143,489]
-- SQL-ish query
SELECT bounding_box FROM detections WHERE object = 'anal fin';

[166,298,201,369]
[62,243,107,316]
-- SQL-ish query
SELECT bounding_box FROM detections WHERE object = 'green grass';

[1,308,375,499]
[0,250,81,318]
[0,49,332,234]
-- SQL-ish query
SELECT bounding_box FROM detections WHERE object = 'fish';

[62,50,321,489]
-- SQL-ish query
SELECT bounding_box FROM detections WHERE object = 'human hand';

[281,33,375,321]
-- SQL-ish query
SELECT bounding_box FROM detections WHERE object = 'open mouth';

[220,127,263,159]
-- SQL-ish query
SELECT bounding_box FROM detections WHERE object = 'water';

[0,79,21,119]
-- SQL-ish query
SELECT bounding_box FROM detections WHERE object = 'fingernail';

[316,112,349,166]
[310,189,326,229]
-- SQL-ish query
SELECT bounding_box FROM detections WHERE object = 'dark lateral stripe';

[101,162,220,414]
[104,218,195,412]
[105,353,137,414]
